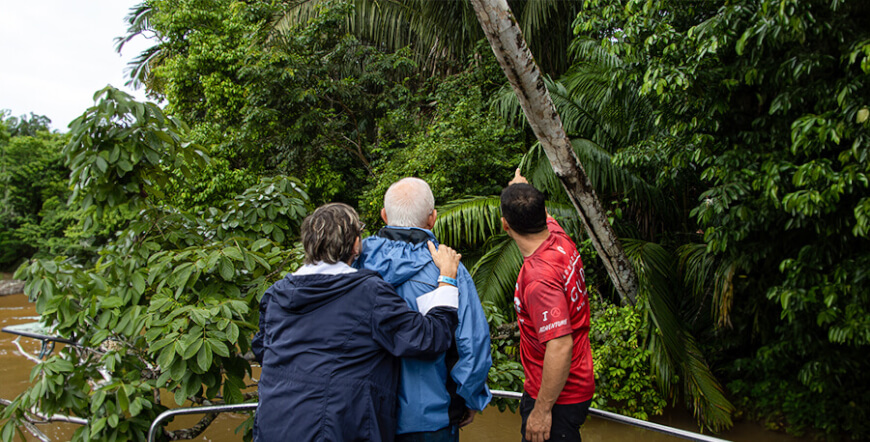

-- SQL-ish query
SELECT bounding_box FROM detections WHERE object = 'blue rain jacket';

[358,227,492,434]
[252,268,458,442]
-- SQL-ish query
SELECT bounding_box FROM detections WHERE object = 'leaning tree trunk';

[469,0,638,305]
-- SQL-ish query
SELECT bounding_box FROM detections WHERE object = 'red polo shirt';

[513,218,594,403]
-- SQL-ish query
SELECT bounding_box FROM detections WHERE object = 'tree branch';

[164,412,219,441]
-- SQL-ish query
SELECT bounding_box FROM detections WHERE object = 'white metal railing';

[145,390,731,442]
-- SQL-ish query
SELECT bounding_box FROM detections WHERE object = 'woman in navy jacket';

[252,203,462,441]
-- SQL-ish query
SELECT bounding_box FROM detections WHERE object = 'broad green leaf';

[132,272,147,295]
[219,257,235,280]
[196,343,213,372]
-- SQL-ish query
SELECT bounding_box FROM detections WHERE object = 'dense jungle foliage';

[1,0,867,440]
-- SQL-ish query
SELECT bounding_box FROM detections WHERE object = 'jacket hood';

[271,269,379,314]
[358,227,437,286]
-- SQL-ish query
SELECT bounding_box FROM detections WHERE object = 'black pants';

[520,393,591,442]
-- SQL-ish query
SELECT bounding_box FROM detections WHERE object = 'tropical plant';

[573,0,870,437]
[0,88,310,441]
[358,60,525,225]
[268,0,585,76]
[470,0,640,307]
[0,112,73,269]
[120,0,424,205]
[433,158,735,431]
[590,301,667,420]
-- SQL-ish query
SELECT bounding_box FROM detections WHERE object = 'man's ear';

[348,236,362,265]
[425,209,438,230]
[501,217,510,232]
[380,208,388,224]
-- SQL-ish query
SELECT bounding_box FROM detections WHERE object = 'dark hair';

[500,183,547,235]
[300,203,362,265]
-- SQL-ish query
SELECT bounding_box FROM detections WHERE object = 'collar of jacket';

[376,226,435,245]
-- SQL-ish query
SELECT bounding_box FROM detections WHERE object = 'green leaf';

[90,330,111,346]
[174,386,187,405]
[251,238,271,251]
[91,389,107,413]
[53,359,75,373]
[129,397,143,417]
[223,246,244,261]
[196,343,213,372]
[132,272,147,295]
[101,296,124,309]
[117,387,130,412]
[219,257,235,280]
[207,338,230,358]
[157,370,172,388]
[227,322,240,344]
[157,343,177,369]
[95,156,108,173]
[182,336,203,360]
[42,260,58,274]
[91,417,107,435]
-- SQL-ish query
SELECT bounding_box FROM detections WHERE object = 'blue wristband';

[437,275,458,286]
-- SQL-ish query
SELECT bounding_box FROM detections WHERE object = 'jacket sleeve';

[451,265,493,411]
[371,280,459,358]
[251,287,274,364]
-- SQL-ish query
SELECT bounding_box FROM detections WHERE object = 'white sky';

[0,0,152,132]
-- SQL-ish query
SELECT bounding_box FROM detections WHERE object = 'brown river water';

[0,274,812,441]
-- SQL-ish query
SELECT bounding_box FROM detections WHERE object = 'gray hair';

[383,177,435,228]
[301,203,361,265]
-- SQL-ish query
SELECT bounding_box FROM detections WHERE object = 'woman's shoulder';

[355,269,391,291]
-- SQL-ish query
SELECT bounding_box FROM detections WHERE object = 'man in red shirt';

[500,170,594,442]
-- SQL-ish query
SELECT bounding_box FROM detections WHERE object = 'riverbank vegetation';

[1,0,867,440]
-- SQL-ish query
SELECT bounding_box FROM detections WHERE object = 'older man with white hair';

[357,177,492,442]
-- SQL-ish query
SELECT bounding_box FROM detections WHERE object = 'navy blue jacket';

[252,268,458,442]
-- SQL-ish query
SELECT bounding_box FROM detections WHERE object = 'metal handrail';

[146,390,731,442]
[490,390,730,442]
[147,403,257,442]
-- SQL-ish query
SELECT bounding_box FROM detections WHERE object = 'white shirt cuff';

[416,286,459,316]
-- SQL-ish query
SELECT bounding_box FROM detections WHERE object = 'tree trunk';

[469,0,638,305]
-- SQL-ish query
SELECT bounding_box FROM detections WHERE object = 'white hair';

[383,177,435,228]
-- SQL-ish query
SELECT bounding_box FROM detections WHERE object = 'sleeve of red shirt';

[525,278,573,343]
[546,216,567,237]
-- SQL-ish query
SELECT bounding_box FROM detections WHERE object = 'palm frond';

[545,200,586,242]
[270,0,478,73]
[470,234,523,313]
[519,139,664,215]
[433,196,503,248]
[567,37,624,71]
[678,243,738,328]
[680,334,735,431]
[519,142,565,197]
[271,0,327,35]
[115,2,162,90]
[514,0,583,75]
[122,44,169,90]
[491,82,526,128]
[563,37,659,149]
[623,238,734,431]
[115,2,153,53]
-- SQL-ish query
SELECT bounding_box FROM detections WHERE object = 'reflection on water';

[0,290,812,442]
[0,292,79,440]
